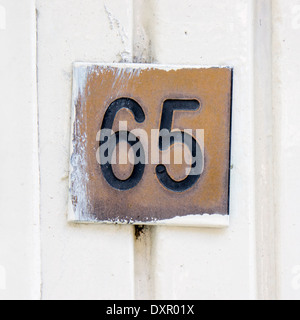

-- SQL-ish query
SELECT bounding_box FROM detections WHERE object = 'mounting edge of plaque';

[68,199,230,228]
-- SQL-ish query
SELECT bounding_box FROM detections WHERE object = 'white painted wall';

[147,0,257,300]
[273,0,300,300]
[0,0,299,300]
[0,0,40,300]
[36,0,135,300]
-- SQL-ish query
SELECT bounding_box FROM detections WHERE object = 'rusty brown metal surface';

[70,64,233,224]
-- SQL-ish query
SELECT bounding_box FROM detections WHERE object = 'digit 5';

[156,99,203,192]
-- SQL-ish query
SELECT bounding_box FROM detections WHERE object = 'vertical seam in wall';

[270,0,279,300]
[271,0,281,300]
[35,1,43,300]
[270,0,278,299]
[132,0,156,300]
[249,0,257,300]
[254,0,277,300]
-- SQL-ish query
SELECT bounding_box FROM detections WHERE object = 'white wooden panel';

[149,0,257,300]
[37,0,135,299]
[273,0,300,300]
[0,0,40,300]
[5,0,296,300]
[253,0,276,300]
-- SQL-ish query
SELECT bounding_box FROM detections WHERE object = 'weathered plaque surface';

[69,63,233,227]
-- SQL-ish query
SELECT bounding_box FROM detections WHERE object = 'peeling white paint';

[73,61,233,72]
[69,65,94,222]
[132,0,156,63]
[104,4,129,44]
[104,4,131,62]
[150,213,229,228]
[72,213,229,228]
[72,64,89,105]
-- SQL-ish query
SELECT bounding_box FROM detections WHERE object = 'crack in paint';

[104,4,131,62]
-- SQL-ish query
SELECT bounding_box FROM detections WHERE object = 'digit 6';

[99,98,146,191]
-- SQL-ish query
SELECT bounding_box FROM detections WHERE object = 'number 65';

[99,98,203,192]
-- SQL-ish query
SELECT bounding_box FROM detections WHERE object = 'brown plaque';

[69,63,233,227]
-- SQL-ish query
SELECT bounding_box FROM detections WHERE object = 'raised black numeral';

[156,100,203,192]
[99,98,203,192]
[100,98,145,191]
